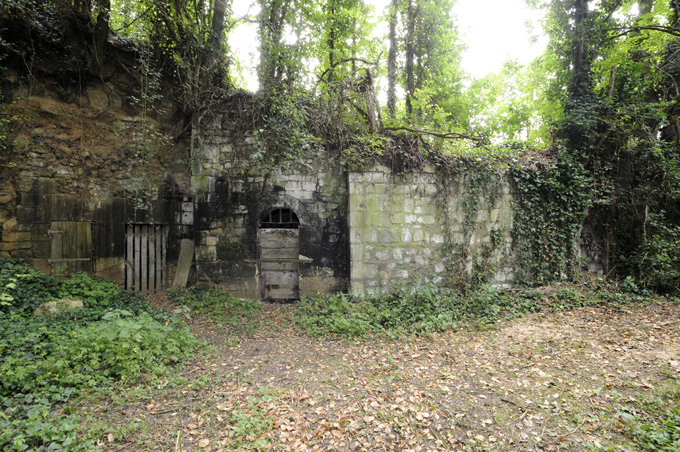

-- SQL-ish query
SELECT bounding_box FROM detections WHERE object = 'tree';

[534,0,680,290]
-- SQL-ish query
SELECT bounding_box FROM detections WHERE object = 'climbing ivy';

[510,149,593,285]
[435,156,507,290]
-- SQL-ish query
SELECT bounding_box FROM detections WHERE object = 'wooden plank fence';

[125,224,168,293]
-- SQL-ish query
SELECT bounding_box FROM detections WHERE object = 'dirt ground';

[78,296,680,452]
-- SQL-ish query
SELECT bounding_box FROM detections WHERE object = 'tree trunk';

[93,0,110,77]
[327,1,336,84]
[210,0,227,48]
[387,0,398,119]
[569,0,589,98]
[405,0,417,117]
[362,69,379,131]
[259,0,289,93]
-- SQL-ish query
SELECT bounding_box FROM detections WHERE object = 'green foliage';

[511,153,592,285]
[297,284,583,338]
[0,259,200,451]
[632,220,680,293]
[297,282,652,338]
[0,396,97,452]
[169,286,262,334]
[0,93,24,170]
[252,92,323,170]
[633,404,680,451]
[229,395,275,451]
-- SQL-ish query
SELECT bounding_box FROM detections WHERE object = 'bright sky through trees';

[452,0,547,77]
[229,0,547,90]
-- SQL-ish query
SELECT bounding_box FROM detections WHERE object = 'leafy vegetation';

[632,404,680,451]
[168,286,263,336]
[295,281,650,338]
[0,259,200,452]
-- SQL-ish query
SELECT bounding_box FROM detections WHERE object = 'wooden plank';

[134,225,142,291]
[259,230,299,249]
[141,225,148,293]
[262,270,297,285]
[126,225,133,290]
[77,222,92,273]
[155,226,163,290]
[162,227,168,288]
[148,226,156,292]
[172,239,194,288]
[50,222,63,261]
[259,228,300,300]
[266,286,299,300]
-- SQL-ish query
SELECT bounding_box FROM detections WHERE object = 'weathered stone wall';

[2,73,521,297]
[190,115,349,298]
[349,166,515,295]
[0,77,192,284]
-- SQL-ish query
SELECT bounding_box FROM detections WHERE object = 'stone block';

[401,229,412,243]
[301,181,316,192]
[395,269,409,280]
[374,250,390,261]
[421,215,436,225]
[195,245,217,262]
[379,230,397,243]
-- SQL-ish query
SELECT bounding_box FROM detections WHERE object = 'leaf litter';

[76,294,679,451]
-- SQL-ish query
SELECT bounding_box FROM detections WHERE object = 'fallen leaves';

[80,296,680,452]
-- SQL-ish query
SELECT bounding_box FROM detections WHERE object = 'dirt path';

[82,299,680,451]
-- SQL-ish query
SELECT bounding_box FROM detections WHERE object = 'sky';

[229,0,547,90]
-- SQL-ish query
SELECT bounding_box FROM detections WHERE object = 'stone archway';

[259,208,300,301]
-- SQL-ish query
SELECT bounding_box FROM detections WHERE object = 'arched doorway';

[259,208,300,300]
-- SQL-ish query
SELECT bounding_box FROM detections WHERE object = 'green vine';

[436,157,506,289]
[510,150,592,285]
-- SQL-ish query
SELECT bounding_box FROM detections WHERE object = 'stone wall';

[2,77,522,297]
[0,78,192,285]
[348,166,515,295]
[190,115,350,298]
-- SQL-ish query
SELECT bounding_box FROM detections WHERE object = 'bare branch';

[608,25,680,39]
[317,58,378,83]
[382,126,485,144]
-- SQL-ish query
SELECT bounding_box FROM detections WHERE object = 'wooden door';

[48,221,92,273]
[259,228,299,300]
[125,224,168,293]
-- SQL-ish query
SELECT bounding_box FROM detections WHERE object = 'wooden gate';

[125,224,168,293]
[259,228,300,300]
[48,221,92,273]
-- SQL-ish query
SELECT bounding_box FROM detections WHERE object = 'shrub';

[0,259,200,451]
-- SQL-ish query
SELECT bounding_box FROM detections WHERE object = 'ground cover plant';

[0,259,200,451]
[295,280,649,338]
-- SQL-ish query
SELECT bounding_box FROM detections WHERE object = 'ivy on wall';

[435,156,506,290]
[510,150,593,285]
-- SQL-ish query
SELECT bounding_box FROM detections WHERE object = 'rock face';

[34,299,84,317]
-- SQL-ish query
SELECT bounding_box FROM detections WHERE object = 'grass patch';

[169,287,262,335]
[0,259,201,452]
